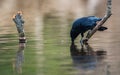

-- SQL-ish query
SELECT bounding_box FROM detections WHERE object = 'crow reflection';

[70,43,106,70]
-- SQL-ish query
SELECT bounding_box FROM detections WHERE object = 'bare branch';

[85,0,112,41]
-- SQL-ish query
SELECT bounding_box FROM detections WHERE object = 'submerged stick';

[13,11,26,43]
[85,0,112,41]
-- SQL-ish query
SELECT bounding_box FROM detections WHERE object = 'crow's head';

[88,16,102,22]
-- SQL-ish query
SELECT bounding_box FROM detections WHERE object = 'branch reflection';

[13,42,25,74]
[70,43,107,70]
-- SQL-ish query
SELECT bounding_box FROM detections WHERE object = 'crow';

[70,16,107,45]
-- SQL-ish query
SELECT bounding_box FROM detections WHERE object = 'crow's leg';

[80,33,84,47]
[86,30,91,38]
[70,30,79,45]
[71,39,75,45]
[82,30,91,44]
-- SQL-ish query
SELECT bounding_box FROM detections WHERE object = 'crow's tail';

[98,26,108,31]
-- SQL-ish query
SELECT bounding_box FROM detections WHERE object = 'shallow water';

[0,0,120,75]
